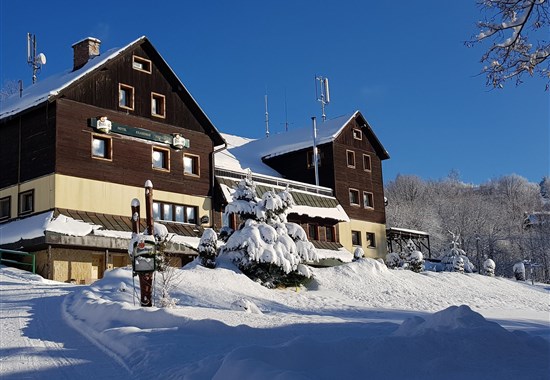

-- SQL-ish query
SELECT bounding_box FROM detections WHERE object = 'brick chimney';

[72,37,101,71]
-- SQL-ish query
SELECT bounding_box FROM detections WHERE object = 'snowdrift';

[49,258,550,378]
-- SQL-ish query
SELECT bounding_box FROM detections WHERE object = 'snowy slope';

[1,258,549,379]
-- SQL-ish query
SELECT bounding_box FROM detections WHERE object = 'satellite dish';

[36,53,47,65]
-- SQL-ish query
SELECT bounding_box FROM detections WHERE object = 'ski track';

[0,270,129,379]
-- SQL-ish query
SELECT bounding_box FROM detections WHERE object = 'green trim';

[0,249,35,274]
[89,118,190,148]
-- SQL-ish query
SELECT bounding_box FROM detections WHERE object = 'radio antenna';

[264,89,270,138]
[27,33,47,84]
[315,75,330,122]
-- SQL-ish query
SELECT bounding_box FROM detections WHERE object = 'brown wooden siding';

[333,118,386,224]
[263,142,335,190]
[55,99,213,196]
[60,43,210,137]
[0,105,56,188]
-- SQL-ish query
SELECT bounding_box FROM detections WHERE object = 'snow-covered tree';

[353,247,365,262]
[513,261,526,281]
[198,228,218,269]
[153,224,180,308]
[468,0,550,88]
[220,179,318,288]
[483,258,496,276]
[385,251,401,269]
[540,176,550,206]
[439,233,472,273]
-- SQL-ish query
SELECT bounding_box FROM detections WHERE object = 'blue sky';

[1,0,548,185]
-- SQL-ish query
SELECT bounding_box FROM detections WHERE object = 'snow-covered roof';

[0,36,225,146]
[217,176,349,222]
[0,210,201,249]
[0,37,143,119]
[216,112,389,176]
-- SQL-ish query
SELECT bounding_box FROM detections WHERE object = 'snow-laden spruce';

[198,228,218,268]
[219,177,318,287]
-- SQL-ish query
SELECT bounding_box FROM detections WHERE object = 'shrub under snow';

[198,228,218,269]
[219,178,318,288]
[483,258,496,276]
[513,262,526,281]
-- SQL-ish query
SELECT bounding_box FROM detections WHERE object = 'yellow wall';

[54,174,212,223]
[338,219,388,259]
[0,175,55,218]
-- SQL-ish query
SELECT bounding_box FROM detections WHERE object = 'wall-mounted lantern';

[96,116,112,134]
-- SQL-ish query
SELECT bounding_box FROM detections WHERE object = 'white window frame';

[363,154,372,172]
[152,146,170,171]
[132,55,152,73]
[118,83,135,110]
[363,191,374,209]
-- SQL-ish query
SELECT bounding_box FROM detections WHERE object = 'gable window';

[92,135,112,160]
[346,150,355,168]
[18,190,34,215]
[349,188,360,206]
[352,128,362,140]
[153,201,197,224]
[308,224,318,240]
[152,147,170,171]
[363,154,372,171]
[183,154,200,176]
[366,232,376,248]
[132,55,152,73]
[0,196,11,220]
[363,191,374,209]
[119,83,134,110]
[307,149,322,169]
[151,92,166,118]
[351,230,361,246]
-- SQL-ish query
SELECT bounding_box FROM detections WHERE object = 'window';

[0,196,10,220]
[351,230,361,246]
[326,226,335,242]
[151,92,166,118]
[183,154,200,176]
[308,224,318,240]
[132,55,152,73]
[18,190,34,215]
[119,83,134,110]
[366,232,376,248]
[349,188,360,206]
[363,154,372,171]
[153,201,198,224]
[352,128,362,140]
[363,191,374,209]
[91,135,112,160]
[307,149,322,169]
[346,150,355,168]
[152,147,170,171]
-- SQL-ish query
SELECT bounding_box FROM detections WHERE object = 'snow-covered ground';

[1,258,549,379]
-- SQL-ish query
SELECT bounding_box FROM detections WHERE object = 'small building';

[212,111,390,259]
[0,36,224,283]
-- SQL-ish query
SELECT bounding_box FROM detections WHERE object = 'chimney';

[72,37,101,71]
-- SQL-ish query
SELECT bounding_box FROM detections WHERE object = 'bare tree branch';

[467,0,550,89]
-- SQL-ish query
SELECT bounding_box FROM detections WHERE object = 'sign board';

[89,118,190,149]
[132,238,157,273]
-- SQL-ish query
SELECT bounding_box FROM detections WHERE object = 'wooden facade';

[263,113,389,226]
[0,36,224,283]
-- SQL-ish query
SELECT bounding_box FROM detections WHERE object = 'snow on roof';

[218,181,349,222]
[0,37,144,120]
[216,113,357,175]
[0,210,200,249]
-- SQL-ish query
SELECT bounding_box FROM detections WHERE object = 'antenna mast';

[264,92,270,138]
[315,75,330,122]
[27,33,46,84]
